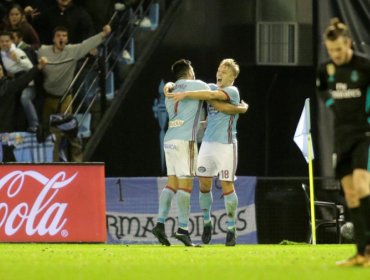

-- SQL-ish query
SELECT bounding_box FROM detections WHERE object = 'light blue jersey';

[164,79,210,141]
[203,83,240,144]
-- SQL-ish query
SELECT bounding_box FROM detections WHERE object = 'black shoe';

[27,126,37,133]
[152,224,171,246]
[225,228,236,246]
[28,125,45,143]
[175,230,198,247]
[36,125,45,143]
[201,222,213,244]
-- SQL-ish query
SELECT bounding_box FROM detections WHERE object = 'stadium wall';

[105,176,345,245]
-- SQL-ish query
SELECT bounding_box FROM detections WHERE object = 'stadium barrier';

[105,176,344,245]
[0,163,106,242]
[0,132,54,163]
[105,176,258,244]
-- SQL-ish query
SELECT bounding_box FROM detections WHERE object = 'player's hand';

[163,82,175,96]
[237,100,249,114]
[167,92,187,102]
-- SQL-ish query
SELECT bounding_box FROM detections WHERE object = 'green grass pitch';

[0,244,369,279]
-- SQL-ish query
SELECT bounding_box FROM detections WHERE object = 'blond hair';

[220,58,240,79]
[324,17,350,41]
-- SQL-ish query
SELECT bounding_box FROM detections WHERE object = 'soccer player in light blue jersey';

[152,59,210,246]
[167,59,246,246]
[152,59,247,247]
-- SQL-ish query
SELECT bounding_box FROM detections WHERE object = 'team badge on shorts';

[198,166,206,173]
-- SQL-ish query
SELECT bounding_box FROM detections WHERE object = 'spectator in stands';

[0,31,42,140]
[11,29,37,63]
[11,29,30,50]
[0,4,40,50]
[0,56,48,160]
[25,0,95,44]
[38,24,111,162]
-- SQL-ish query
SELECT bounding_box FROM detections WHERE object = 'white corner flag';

[294,98,317,245]
[294,98,314,163]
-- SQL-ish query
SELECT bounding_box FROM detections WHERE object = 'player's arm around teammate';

[210,99,248,114]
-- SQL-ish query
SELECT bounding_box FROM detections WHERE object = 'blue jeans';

[20,86,39,129]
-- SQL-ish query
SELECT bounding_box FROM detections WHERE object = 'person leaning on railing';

[0,56,48,161]
[37,24,111,162]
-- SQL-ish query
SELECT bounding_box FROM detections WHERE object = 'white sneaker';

[138,17,151,28]
[114,3,126,11]
[122,49,131,61]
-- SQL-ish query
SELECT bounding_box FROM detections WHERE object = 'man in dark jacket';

[0,57,47,130]
[27,0,95,44]
[0,56,47,160]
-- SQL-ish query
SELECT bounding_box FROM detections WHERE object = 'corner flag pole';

[305,99,316,245]
[293,98,316,244]
[307,136,316,244]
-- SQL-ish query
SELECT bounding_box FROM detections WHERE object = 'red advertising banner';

[0,163,106,242]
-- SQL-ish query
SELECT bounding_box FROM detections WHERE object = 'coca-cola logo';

[0,171,77,237]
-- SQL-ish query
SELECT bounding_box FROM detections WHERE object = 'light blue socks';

[224,191,238,230]
[157,187,175,224]
[199,191,213,224]
[176,189,191,230]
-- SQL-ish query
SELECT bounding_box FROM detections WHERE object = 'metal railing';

[58,0,158,134]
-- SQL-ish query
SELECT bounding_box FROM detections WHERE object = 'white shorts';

[164,140,198,178]
[196,141,238,181]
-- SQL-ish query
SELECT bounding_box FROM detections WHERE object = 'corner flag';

[293,98,317,244]
[294,98,314,163]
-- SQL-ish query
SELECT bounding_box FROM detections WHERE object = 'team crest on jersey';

[208,104,218,115]
[326,63,335,82]
[198,166,206,173]
[350,70,359,82]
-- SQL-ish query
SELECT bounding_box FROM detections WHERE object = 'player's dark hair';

[324,18,350,41]
[171,59,192,80]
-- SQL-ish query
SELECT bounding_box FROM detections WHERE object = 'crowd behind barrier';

[0,0,161,163]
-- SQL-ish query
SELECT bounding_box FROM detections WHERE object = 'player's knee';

[199,177,212,192]
[221,181,234,195]
[199,185,211,193]
[353,169,370,197]
[343,187,359,207]
[353,169,369,184]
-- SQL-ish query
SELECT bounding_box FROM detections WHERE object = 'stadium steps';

[82,0,182,161]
